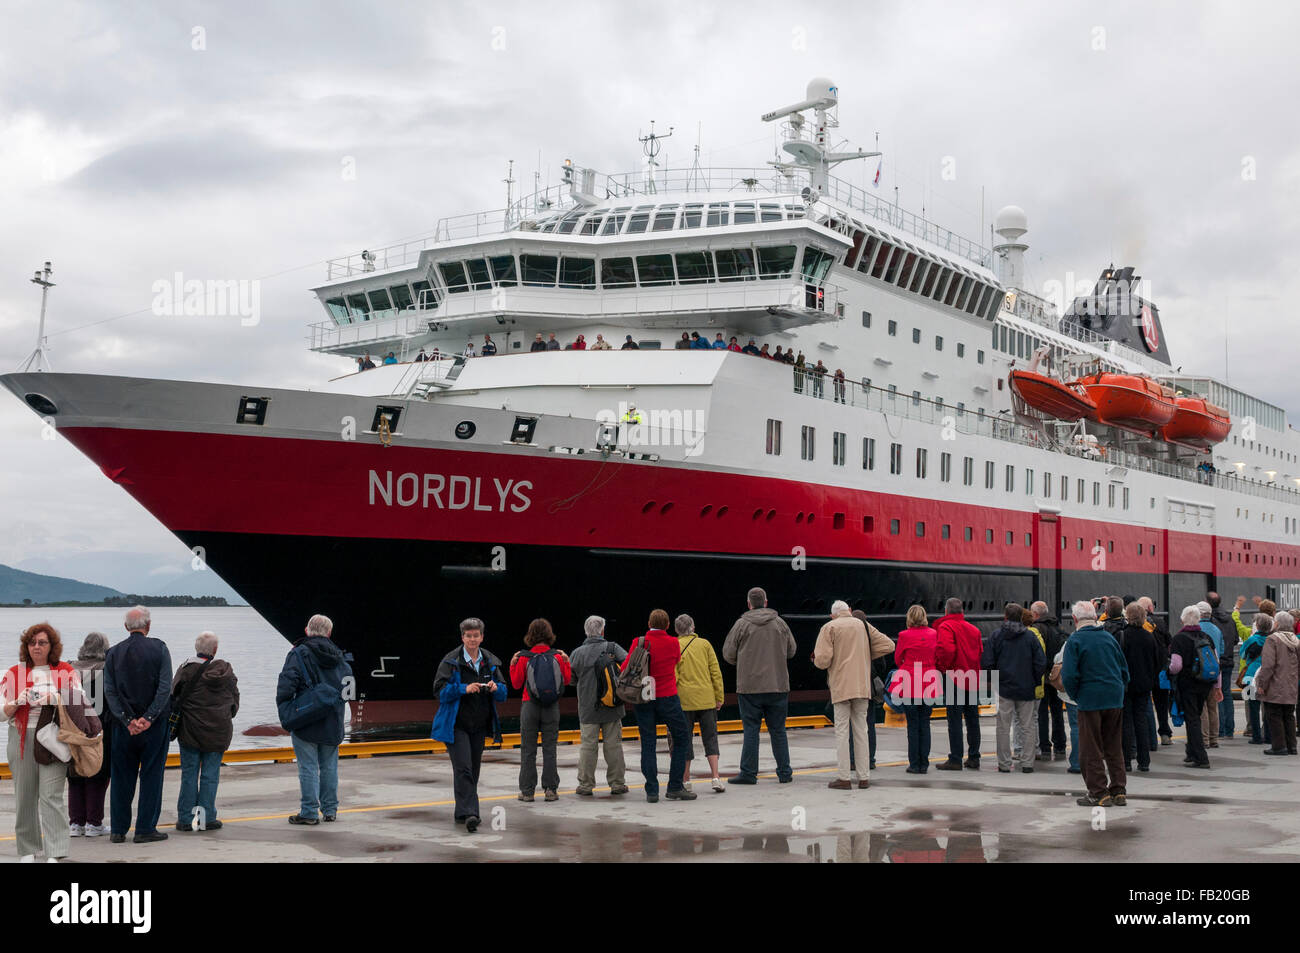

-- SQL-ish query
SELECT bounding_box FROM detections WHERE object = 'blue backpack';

[525,649,564,704]
[1190,632,1220,684]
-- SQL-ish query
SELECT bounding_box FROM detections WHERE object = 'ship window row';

[846,227,1001,321]
[1230,434,1294,464]
[535,200,807,237]
[325,275,442,324]
[1060,536,1157,558]
[435,244,832,292]
[1220,549,1297,566]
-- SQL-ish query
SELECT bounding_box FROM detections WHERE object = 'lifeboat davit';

[1160,396,1231,448]
[1073,373,1177,432]
[1009,371,1096,422]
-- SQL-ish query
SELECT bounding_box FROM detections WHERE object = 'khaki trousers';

[576,721,626,790]
[833,698,871,781]
[8,720,70,859]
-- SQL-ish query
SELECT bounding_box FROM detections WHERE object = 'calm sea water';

[0,606,310,761]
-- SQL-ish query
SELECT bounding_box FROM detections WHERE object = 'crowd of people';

[3,586,1288,852]
[354,330,851,400]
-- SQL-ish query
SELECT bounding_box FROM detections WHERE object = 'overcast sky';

[1,0,1297,573]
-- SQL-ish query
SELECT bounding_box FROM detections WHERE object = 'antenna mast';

[638,120,674,194]
[761,77,879,197]
[20,261,54,373]
[503,159,515,226]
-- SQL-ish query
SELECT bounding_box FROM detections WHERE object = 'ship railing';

[788,373,1299,504]
[308,311,434,351]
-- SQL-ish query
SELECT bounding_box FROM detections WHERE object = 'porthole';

[795,512,805,524]
[766,509,776,521]
[700,504,713,517]
[642,500,657,514]
[24,393,58,416]
[716,506,728,518]
[659,502,674,515]
[454,420,476,439]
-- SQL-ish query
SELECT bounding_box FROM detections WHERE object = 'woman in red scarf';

[1,622,98,861]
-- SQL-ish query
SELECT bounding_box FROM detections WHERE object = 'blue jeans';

[945,703,980,761]
[1067,704,1080,771]
[633,695,690,796]
[177,744,223,826]
[292,735,339,819]
[110,717,168,836]
[903,702,932,770]
[737,692,792,781]
[1218,668,1236,735]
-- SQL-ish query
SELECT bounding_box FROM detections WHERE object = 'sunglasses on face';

[29,640,50,647]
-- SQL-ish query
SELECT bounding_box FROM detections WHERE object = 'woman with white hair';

[1167,605,1216,768]
[1254,611,1299,756]
[171,631,240,831]
[671,613,726,793]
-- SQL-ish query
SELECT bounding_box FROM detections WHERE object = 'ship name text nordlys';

[368,470,533,512]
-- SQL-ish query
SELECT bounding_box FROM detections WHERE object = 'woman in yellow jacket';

[671,614,726,793]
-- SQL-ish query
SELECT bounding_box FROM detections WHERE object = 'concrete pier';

[3,718,1295,863]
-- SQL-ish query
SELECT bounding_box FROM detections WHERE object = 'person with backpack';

[509,619,571,803]
[1118,602,1160,773]
[982,603,1046,774]
[1254,610,1299,756]
[1168,605,1218,768]
[1196,601,1224,746]
[1060,600,1130,806]
[567,615,629,797]
[1031,601,1068,761]
[1239,614,1271,746]
[935,597,984,771]
[276,614,354,826]
[671,614,726,793]
[722,587,798,785]
[620,609,694,802]
[432,618,508,833]
[814,601,895,789]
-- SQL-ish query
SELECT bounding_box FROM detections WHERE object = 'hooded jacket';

[981,621,1046,701]
[722,608,797,694]
[1034,616,1066,660]
[1240,631,1267,681]
[431,646,507,744]
[1255,630,1300,705]
[275,636,354,746]
[1210,607,1240,666]
[171,656,240,752]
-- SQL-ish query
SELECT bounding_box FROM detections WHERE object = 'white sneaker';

[84,824,107,837]
[681,781,694,794]
[19,854,35,863]
[711,777,726,793]
[46,857,58,863]
[69,824,84,837]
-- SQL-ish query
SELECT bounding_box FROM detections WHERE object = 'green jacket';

[1231,609,1253,668]
[676,634,724,712]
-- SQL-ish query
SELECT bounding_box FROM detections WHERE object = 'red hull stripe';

[62,426,1300,580]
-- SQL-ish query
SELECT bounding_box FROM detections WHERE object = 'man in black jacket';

[1101,596,1126,644]
[982,604,1046,774]
[1031,601,1067,760]
[103,606,174,844]
[1139,596,1174,745]
[1207,592,1239,737]
[1120,604,1162,772]
[171,631,239,832]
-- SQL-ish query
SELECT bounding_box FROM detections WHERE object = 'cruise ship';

[6,79,1299,729]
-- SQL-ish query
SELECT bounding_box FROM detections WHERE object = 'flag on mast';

[872,159,882,188]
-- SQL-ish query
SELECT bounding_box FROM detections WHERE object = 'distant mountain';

[0,564,122,604]
[17,550,247,605]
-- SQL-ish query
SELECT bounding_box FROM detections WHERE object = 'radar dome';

[807,77,837,103]
[994,205,1028,239]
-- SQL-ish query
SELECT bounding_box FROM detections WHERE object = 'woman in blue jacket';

[1240,615,1271,745]
[432,618,507,833]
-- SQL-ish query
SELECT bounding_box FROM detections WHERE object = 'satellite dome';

[994,205,1028,239]
[806,77,837,103]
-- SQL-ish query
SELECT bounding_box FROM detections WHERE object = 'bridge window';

[438,262,469,293]
[345,292,370,318]
[871,242,894,279]
[579,215,604,236]
[410,280,437,309]
[559,257,596,289]
[521,255,558,286]
[465,259,492,290]
[896,251,917,287]
[675,252,715,284]
[488,255,517,286]
[965,281,984,314]
[931,267,953,301]
[909,258,931,293]
[858,236,880,273]
[715,248,755,281]
[636,254,675,286]
[706,204,730,227]
[760,203,783,222]
[801,247,835,283]
[652,208,678,231]
[367,289,395,320]
[601,257,636,288]
[682,204,703,228]
[626,211,651,234]
[757,245,797,279]
[325,297,349,323]
[921,262,941,297]
[733,203,756,224]
[600,211,627,235]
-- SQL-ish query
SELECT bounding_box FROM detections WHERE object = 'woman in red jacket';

[509,619,571,802]
[892,605,941,774]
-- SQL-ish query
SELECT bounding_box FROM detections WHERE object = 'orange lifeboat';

[1009,371,1096,422]
[1073,373,1177,432]
[1160,396,1231,448]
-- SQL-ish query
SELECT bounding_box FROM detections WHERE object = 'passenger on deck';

[413,348,427,363]
[572,334,587,350]
[759,343,772,359]
[546,333,560,351]
[833,368,846,403]
[621,335,639,350]
[382,352,397,365]
[742,339,760,356]
[530,334,547,353]
[691,332,711,350]
[782,349,796,365]
[727,336,742,352]
[793,353,806,393]
[773,346,786,362]
[811,360,828,398]
[359,353,376,371]
[712,333,728,349]
[590,334,611,350]
[481,335,497,356]
[676,332,692,350]
[464,342,476,358]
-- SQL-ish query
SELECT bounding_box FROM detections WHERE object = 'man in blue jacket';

[981,603,1046,774]
[1061,600,1130,807]
[276,614,354,826]
[432,618,507,833]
